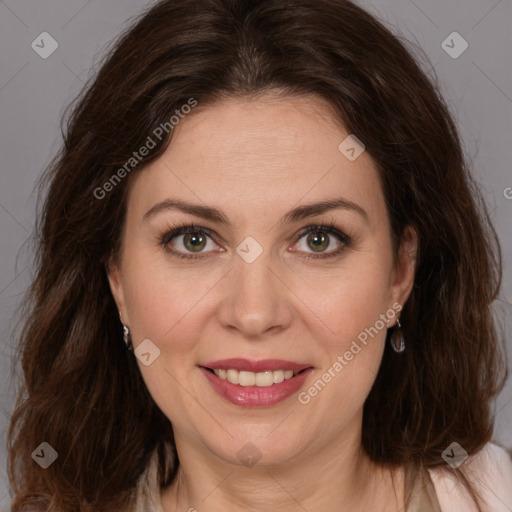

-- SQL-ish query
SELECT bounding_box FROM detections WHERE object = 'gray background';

[0,0,511,508]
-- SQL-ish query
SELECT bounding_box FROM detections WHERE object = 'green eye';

[291,224,351,260]
[160,222,351,260]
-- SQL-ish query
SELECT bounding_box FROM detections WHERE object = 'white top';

[129,442,512,511]
[429,442,512,512]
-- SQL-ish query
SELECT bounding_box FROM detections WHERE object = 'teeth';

[212,368,299,387]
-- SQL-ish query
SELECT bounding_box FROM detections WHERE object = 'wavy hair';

[7,0,507,510]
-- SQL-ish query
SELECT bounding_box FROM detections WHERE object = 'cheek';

[304,281,389,398]
[122,259,210,346]
[288,260,392,346]
[120,255,212,424]
[295,272,390,422]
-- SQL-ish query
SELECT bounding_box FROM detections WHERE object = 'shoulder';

[428,442,512,512]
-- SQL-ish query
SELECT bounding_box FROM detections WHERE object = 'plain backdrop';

[0,0,511,508]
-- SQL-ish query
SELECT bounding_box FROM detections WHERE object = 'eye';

[160,223,221,260]
[159,221,351,260]
[291,224,351,260]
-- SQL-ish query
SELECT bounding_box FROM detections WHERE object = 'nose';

[216,249,293,339]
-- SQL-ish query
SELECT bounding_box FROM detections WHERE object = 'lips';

[199,367,313,407]
[198,358,314,407]
[200,358,313,373]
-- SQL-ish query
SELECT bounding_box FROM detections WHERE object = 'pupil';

[185,233,205,251]
[308,231,329,252]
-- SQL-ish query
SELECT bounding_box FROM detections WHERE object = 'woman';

[7,0,512,510]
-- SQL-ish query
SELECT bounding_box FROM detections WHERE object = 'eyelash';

[159,220,351,261]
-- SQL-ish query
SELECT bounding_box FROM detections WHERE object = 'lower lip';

[199,366,314,407]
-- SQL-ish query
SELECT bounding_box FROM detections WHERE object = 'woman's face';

[108,93,417,467]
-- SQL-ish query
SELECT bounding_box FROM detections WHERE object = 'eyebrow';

[143,197,368,225]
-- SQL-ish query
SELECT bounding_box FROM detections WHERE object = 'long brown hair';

[8,0,508,510]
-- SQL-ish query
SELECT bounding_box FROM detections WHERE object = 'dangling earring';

[123,324,133,351]
[390,318,406,353]
[119,312,133,351]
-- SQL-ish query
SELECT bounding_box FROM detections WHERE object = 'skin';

[107,92,418,512]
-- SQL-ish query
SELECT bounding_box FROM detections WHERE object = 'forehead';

[126,93,385,228]
[164,93,349,176]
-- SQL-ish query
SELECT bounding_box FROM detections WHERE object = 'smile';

[209,368,303,386]
[199,358,314,407]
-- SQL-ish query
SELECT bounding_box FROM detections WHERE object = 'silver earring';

[122,324,133,351]
[119,311,133,351]
[390,318,406,353]
[119,312,133,351]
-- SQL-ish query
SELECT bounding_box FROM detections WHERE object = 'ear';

[106,252,130,325]
[388,225,418,323]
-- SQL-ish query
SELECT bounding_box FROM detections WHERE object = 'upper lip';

[200,358,313,373]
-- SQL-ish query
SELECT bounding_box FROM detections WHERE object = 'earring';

[119,312,133,351]
[390,318,406,353]
[122,324,133,351]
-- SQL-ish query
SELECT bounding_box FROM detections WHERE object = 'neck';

[161,420,405,512]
